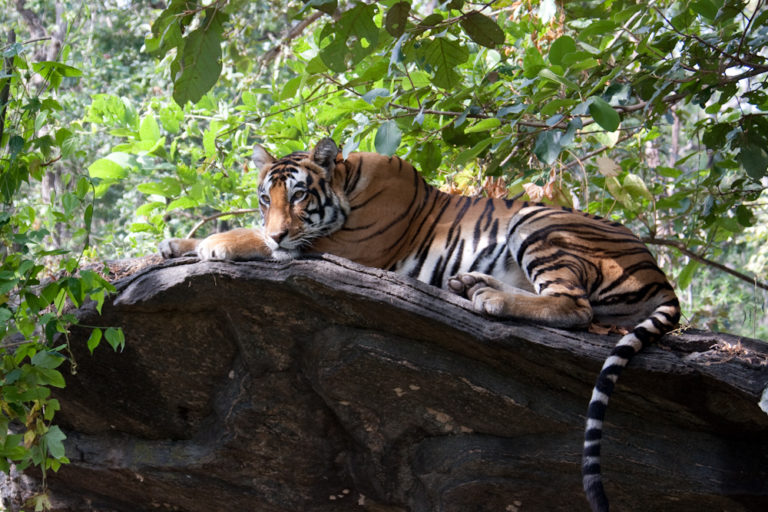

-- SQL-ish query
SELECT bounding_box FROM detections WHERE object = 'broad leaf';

[460,11,505,48]
[739,143,768,179]
[549,35,576,66]
[139,115,161,143]
[172,8,228,106]
[375,121,402,156]
[588,97,620,132]
[88,153,132,180]
[319,3,379,73]
[386,2,410,38]
[422,37,469,89]
[534,131,562,165]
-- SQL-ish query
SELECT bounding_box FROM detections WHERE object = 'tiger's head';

[253,138,349,257]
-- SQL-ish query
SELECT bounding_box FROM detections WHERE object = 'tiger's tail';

[581,295,680,512]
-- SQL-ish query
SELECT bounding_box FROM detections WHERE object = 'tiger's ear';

[252,144,275,171]
[311,138,339,177]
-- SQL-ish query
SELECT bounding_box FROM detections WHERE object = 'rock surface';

[4,255,768,511]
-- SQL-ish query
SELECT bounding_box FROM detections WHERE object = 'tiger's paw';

[447,272,503,297]
[197,235,235,260]
[158,238,199,259]
[447,272,508,316]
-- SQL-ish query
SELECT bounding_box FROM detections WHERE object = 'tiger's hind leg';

[447,272,593,329]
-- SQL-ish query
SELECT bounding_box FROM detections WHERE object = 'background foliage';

[1,0,767,499]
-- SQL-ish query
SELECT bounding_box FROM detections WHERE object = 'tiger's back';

[158,138,680,512]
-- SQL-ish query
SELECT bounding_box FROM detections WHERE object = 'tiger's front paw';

[197,234,235,260]
[447,272,507,316]
[158,238,199,259]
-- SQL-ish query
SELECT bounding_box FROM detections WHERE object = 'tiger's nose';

[269,229,289,244]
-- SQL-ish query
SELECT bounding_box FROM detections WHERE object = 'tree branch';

[643,237,768,291]
[0,30,14,148]
[260,11,324,64]
[185,208,261,239]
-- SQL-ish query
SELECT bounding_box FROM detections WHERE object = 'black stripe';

[583,443,601,457]
[447,239,465,279]
[634,327,653,345]
[595,374,615,395]
[430,225,463,286]
[585,428,602,441]
[611,344,636,359]
[582,462,602,475]
[587,400,607,419]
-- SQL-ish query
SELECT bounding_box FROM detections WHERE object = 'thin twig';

[644,237,768,291]
[261,11,324,64]
[563,132,637,170]
[185,208,261,239]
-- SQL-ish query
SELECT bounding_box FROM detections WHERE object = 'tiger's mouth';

[265,231,312,252]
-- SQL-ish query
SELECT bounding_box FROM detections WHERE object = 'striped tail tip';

[580,297,679,511]
[581,333,641,512]
[583,472,609,512]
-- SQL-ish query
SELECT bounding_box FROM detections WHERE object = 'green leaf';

[578,20,618,39]
[703,122,732,149]
[88,153,132,180]
[31,350,65,369]
[735,205,755,226]
[692,0,719,20]
[146,0,193,57]
[540,98,580,117]
[43,426,67,459]
[306,0,337,15]
[455,138,492,168]
[548,35,576,66]
[172,8,228,106]
[415,141,442,176]
[422,37,469,89]
[167,197,200,211]
[375,121,402,156]
[36,368,66,388]
[677,260,699,290]
[87,328,102,354]
[739,143,768,179]
[137,178,181,198]
[464,118,501,133]
[533,131,562,165]
[623,173,653,201]
[105,327,125,352]
[32,61,82,78]
[319,3,379,73]
[588,97,620,132]
[385,2,410,38]
[139,115,161,143]
[522,47,545,78]
[460,11,505,48]
[538,68,579,91]
[605,176,639,210]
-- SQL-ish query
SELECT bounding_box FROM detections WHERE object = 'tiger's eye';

[291,190,307,203]
[260,194,271,205]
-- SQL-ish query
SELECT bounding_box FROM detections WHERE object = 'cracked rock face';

[4,256,768,511]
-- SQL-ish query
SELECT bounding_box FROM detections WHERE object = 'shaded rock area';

[4,255,768,511]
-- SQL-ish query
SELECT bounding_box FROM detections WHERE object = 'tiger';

[158,138,681,512]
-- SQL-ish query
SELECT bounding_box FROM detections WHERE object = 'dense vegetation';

[1,0,766,504]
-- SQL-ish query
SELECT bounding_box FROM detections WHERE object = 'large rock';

[4,255,768,511]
